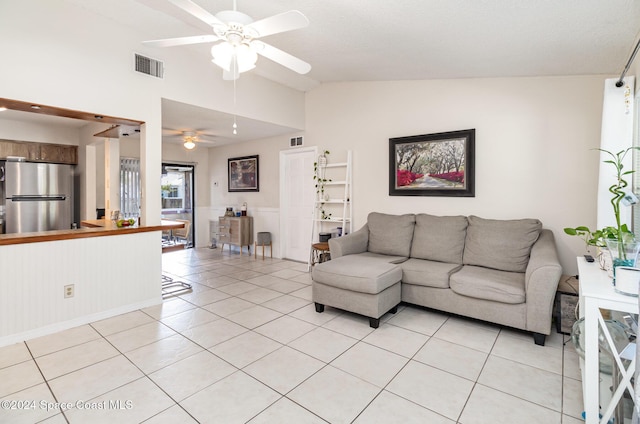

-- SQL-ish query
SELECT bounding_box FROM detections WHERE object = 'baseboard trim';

[0,297,162,348]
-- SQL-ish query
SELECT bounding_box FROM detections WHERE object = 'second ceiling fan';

[143,0,311,80]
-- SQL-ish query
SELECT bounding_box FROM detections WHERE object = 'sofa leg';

[533,333,546,346]
[389,305,398,314]
[315,303,325,313]
[369,317,380,328]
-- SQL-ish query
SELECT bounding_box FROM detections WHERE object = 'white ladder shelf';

[309,150,353,269]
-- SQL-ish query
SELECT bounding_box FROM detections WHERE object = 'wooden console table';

[218,216,253,255]
[578,257,638,424]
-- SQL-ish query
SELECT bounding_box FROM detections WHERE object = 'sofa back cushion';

[367,212,415,257]
[462,215,542,273]
[410,214,468,263]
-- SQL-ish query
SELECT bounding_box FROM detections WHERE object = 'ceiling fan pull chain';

[233,58,238,135]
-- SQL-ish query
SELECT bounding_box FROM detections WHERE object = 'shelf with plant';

[564,147,640,271]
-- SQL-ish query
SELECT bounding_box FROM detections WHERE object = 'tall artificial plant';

[564,147,639,252]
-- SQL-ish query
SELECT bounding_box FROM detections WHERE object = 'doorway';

[161,163,195,248]
[280,147,317,262]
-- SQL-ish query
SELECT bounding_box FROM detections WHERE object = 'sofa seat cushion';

[449,265,525,304]
[367,212,416,258]
[400,258,462,288]
[352,251,408,264]
[410,214,468,264]
[312,256,402,295]
[463,215,542,273]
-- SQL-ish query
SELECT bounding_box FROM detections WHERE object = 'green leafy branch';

[313,150,332,219]
[564,147,640,252]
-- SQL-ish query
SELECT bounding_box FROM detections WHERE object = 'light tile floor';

[0,248,585,424]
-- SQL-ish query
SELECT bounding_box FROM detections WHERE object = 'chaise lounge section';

[312,212,563,345]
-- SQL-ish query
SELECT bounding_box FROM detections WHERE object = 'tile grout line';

[23,341,70,424]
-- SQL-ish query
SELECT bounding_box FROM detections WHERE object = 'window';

[120,158,141,218]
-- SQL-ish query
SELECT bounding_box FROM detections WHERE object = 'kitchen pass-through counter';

[0,219,185,347]
[0,219,184,246]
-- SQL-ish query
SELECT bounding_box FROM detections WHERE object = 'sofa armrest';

[524,229,563,335]
[328,224,369,259]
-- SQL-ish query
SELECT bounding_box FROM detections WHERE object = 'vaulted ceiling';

[70,0,640,91]
[6,1,640,146]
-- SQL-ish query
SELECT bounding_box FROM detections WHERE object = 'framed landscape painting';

[389,129,475,197]
[228,155,259,192]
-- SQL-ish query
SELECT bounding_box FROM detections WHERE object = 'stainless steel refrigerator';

[1,160,73,234]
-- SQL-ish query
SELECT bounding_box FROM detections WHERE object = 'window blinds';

[120,158,141,218]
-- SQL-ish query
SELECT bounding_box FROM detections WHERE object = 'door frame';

[279,146,317,261]
[161,162,196,247]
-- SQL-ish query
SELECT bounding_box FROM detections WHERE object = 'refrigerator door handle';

[10,195,67,201]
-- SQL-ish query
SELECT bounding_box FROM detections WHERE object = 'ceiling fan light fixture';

[211,42,257,75]
[236,44,258,72]
[211,42,233,71]
[183,132,197,150]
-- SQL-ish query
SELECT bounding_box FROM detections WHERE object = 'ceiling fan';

[143,0,311,80]
[164,129,217,149]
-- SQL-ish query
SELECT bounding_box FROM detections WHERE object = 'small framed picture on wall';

[228,155,259,192]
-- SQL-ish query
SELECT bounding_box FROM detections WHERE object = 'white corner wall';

[303,76,605,274]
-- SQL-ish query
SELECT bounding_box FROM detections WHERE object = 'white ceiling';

[11,0,640,147]
[71,0,640,89]
[161,99,299,147]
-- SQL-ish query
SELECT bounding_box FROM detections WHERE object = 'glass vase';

[605,238,640,281]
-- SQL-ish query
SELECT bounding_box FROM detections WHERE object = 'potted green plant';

[564,147,640,275]
[313,150,332,220]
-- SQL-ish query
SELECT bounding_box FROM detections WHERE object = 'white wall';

[208,133,301,256]
[302,76,604,274]
[0,118,80,145]
[201,76,605,273]
[209,135,297,209]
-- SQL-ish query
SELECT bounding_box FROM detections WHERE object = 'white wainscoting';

[0,232,162,347]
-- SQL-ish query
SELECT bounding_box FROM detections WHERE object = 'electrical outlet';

[64,284,74,298]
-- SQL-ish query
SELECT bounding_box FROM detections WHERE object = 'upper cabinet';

[38,144,78,164]
[0,140,78,164]
[0,140,39,160]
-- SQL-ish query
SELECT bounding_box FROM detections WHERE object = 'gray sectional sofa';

[311,212,562,345]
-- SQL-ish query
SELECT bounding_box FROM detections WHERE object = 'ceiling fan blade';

[143,34,220,47]
[253,41,311,74]
[166,0,225,28]
[246,10,309,38]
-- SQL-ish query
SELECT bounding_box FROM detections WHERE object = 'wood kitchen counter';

[0,219,184,246]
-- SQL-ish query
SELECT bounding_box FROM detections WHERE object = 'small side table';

[255,232,272,260]
[311,242,331,266]
[554,274,579,334]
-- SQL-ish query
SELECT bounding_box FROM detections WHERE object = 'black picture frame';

[228,155,259,192]
[389,129,475,197]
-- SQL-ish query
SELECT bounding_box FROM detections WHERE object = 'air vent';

[289,136,303,147]
[134,53,164,78]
